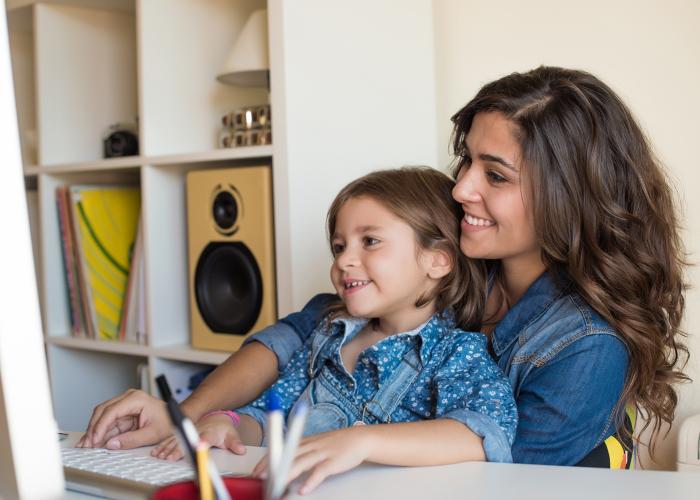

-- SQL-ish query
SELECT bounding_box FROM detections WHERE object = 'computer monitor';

[0,2,65,498]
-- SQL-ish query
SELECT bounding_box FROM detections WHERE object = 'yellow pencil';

[196,442,214,500]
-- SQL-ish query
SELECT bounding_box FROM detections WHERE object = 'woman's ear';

[425,249,452,280]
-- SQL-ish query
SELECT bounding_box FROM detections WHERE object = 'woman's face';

[452,111,541,269]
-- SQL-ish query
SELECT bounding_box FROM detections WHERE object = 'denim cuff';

[242,322,302,371]
[236,405,274,446]
[443,408,514,463]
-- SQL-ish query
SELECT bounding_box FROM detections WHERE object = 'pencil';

[196,442,214,500]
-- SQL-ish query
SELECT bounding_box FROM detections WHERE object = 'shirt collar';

[328,311,455,365]
[490,269,571,356]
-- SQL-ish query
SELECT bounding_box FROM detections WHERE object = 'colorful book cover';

[69,186,141,341]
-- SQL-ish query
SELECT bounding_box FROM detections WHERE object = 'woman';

[78,66,688,470]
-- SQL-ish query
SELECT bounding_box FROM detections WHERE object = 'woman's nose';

[452,168,482,204]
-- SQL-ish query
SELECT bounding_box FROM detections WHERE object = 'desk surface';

[63,433,699,499]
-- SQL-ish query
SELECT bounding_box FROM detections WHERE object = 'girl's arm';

[255,420,484,494]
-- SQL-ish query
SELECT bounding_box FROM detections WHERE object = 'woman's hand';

[252,427,373,495]
[152,414,247,461]
[76,389,171,450]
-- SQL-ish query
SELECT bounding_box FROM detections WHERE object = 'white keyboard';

[61,447,196,486]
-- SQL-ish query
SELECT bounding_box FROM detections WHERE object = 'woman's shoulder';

[516,289,629,364]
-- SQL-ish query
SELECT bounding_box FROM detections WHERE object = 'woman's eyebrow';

[480,153,517,172]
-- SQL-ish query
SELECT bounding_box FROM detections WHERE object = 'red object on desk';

[152,477,263,500]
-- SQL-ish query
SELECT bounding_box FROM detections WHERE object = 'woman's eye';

[332,243,344,255]
[487,170,507,183]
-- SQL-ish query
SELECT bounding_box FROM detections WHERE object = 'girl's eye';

[487,170,507,184]
[332,243,345,255]
[363,237,380,247]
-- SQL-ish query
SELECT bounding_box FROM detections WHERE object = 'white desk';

[62,433,699,499]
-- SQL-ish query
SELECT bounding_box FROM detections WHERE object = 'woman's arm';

[183,294,335,420]
[180,342,279,421]
[78,294,333,450]
[512,334,629,465]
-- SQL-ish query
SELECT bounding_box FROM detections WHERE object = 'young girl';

[159,167,517,489]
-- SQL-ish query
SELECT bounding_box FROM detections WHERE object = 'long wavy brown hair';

[451,66,689,452]
[325,167,487,332]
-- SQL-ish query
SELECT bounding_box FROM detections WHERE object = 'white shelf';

[150,344,230,365]
[45,336,230,365]
[23,146,273,175]
[146,145,273,166]
[7,0,134,13]
[46,336,149,357]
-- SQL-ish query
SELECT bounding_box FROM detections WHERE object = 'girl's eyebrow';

[357,225,382,232]
[480,153,518,172]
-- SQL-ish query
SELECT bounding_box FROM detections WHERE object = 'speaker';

[186,166,276,351]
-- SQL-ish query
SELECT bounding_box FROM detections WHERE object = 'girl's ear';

[425,248,452,280]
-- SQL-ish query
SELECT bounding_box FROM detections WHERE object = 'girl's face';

[452,111,541,269]
[330,196,447,333]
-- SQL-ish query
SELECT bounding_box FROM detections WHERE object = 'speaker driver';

[194,241,263,335]
[212,190,238,231]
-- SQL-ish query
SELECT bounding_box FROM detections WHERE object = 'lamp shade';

[217,9,269,87]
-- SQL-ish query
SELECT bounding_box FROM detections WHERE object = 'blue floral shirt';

[238,312,518,462]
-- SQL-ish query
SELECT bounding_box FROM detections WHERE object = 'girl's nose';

[336,248,359,270]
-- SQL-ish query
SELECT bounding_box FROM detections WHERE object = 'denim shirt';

[245,271,629,466]
[239,312,518,463]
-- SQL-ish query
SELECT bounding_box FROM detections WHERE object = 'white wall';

[432,0,700,469]
[270,0,439,315]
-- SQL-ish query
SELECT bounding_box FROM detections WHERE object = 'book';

[69,186,141,341]
[56,186,86,337]
[119,216,144,343]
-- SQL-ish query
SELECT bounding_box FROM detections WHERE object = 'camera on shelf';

[219,105,271,148]
[103,122,139,158]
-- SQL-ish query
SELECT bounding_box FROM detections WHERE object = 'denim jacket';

[245,271,629,465]
[239,312,518,462]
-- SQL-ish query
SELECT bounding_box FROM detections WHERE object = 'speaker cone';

[212,191,238,231]
[194,242,263,335]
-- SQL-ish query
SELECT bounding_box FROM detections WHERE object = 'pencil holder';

[152,476,263,500]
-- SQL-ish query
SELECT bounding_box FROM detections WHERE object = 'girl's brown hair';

[325,167,487,332]
[451,66,689,451]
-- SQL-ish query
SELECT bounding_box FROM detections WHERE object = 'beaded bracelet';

[201,409,241,428]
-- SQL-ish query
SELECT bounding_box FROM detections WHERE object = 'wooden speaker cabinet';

[186,166,276,351]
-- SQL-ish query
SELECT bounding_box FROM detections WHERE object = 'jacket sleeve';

[511,333,629,465]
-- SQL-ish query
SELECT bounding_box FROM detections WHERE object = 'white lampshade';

[217,9,269,87]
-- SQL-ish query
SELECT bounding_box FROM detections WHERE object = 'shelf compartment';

[138,0,269,157]
[38,171,141,339]
[46,345,145,430]
[34,3,137,166]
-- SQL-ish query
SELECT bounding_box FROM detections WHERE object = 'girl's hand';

[151,414,246,461]
[252,427,373,495]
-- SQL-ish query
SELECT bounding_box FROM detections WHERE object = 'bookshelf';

[8,0,440,430]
